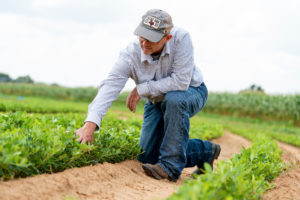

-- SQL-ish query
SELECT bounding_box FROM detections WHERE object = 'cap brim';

[134,24,164,43]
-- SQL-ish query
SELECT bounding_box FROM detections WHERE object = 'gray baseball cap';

[134,9,173,42]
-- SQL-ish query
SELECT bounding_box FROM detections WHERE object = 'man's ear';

[166,34,173,42]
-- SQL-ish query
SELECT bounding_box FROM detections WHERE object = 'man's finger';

[126,93,132,110]
[128,96,133,111]
[74,129,81,136]
[132,101,136,113]
[81,138,93,145]
[77,135,83,143]
[73,131,78,140]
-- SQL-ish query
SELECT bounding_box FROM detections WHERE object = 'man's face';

[139,35,172,55]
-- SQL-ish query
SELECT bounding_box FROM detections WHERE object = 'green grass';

[0,95,88,113]
[196,113,300,147]
[1,82,299,125]
[0,83,97,101]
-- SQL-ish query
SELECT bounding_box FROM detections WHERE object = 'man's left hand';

[126,87,141,112]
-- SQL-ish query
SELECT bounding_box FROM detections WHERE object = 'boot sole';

[142,164,163,180]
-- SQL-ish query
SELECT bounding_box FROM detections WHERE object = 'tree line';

[0,73,34,84]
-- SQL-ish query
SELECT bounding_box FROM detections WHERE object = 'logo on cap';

[143,16,161,29]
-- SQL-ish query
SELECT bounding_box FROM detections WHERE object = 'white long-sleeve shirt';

[85,27,204,128]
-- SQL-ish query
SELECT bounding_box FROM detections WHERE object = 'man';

[75,9,221,181]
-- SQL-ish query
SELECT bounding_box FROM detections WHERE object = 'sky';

[0,0,299,94]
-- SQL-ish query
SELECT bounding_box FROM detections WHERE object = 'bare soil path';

[262,141,300,200]
[0,132,298,200]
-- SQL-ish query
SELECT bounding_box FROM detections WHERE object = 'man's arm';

[137,33,195,98]
[76,53,131,144]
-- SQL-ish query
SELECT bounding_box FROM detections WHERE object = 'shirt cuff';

[85,112,101,131]
[137,81,150,98]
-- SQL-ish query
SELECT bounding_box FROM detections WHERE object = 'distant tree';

[50,83,60,87]
[250,84,256,91]
[256,86,263,92]
[0,73,12,82]
[13,75,34,84]
[239,84,265,94]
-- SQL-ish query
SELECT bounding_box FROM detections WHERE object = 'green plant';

[0,112,141,179]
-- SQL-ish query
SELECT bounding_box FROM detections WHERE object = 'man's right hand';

[74,122,97,145]
[126,87,141,113]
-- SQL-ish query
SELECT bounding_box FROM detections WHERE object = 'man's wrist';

[84,122,97,132]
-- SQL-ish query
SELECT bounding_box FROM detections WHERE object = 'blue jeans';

[137,83,214,180]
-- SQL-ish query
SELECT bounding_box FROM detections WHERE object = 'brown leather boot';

[142,163,169,180]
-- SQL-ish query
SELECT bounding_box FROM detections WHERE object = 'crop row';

[204,92,300,125]
[0,111,223,180]
[169,135,284,200]
[0,112,141,179]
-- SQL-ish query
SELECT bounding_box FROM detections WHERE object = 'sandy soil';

[262,141,300,200]
[0,132,251,200]
[0,132,298,200]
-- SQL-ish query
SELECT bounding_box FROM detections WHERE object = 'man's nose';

[143,39,151,45]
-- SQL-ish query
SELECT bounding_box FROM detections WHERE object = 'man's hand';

[74,122,97,145]
[126,87,141,112]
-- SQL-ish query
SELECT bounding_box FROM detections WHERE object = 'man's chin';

[142,49,152,55]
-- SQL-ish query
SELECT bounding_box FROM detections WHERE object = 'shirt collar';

[140,41,171,63]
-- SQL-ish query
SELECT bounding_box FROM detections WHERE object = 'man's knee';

[161,91,187,110]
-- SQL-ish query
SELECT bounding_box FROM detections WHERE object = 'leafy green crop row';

[0,111,222,180]
[169,135,284,200]
[0,112,141,179]
[190,117,223,140]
